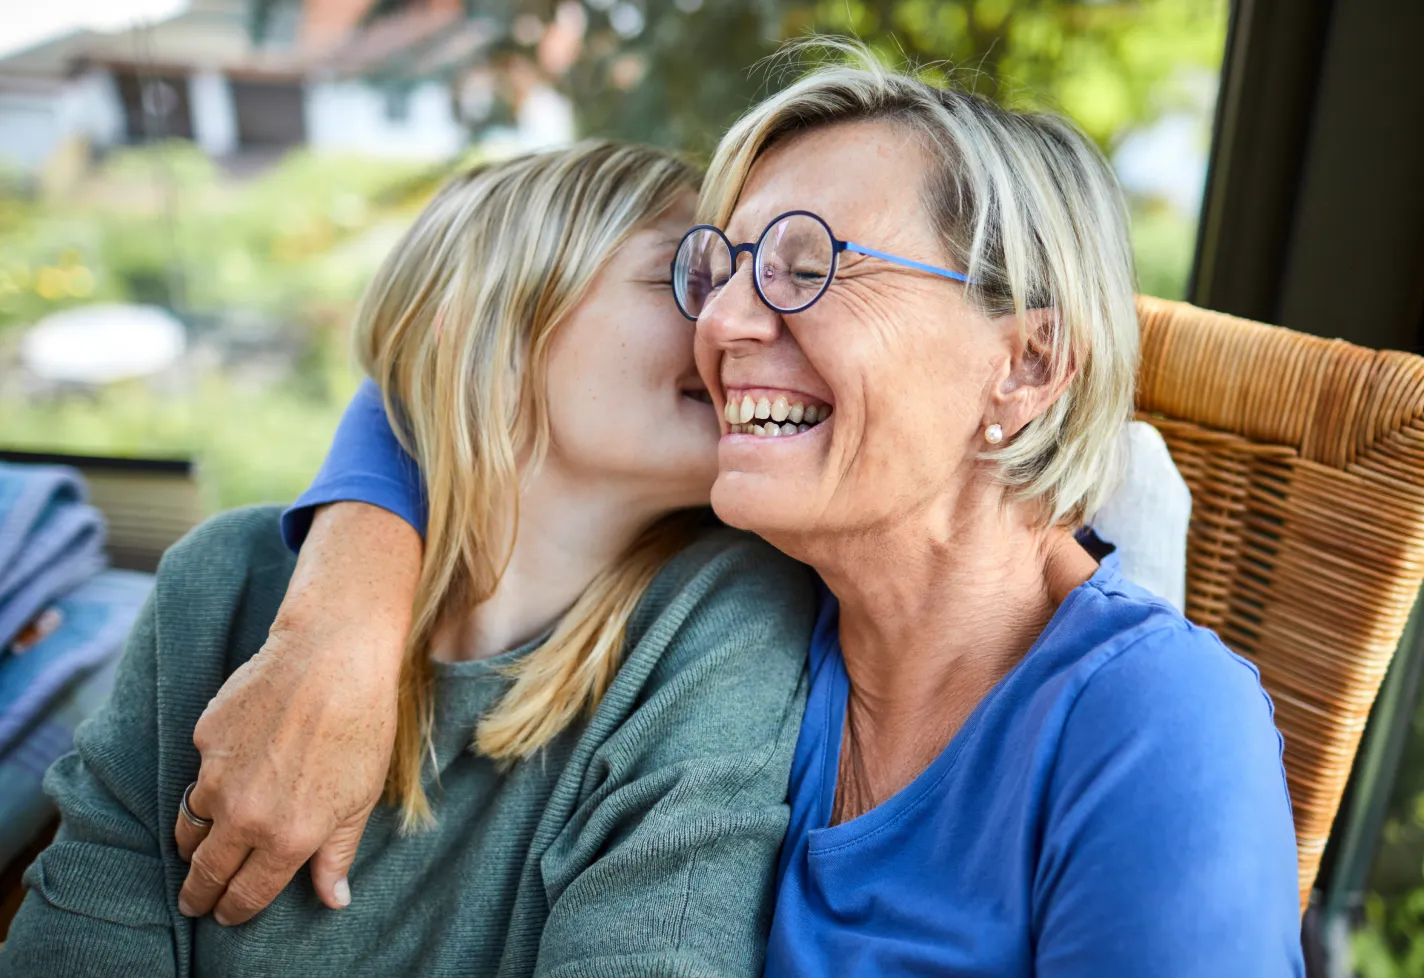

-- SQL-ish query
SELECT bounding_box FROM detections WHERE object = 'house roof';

[304,5,496,82]
[0,0,495,87]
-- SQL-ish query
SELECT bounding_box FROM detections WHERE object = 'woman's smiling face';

[693,120,1015,541]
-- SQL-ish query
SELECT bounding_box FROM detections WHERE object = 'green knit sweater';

[0,507,815,978]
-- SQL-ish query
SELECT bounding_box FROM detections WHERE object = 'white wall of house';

[304,79,464,159]
[0,69,123,172]
[189,69,237,157]
[0,91,63,170]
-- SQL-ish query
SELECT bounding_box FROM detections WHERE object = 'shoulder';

[1053,586,1288,804]
[1071,594,1276,739]
[155,505,295,672]
[632,526,817,668]
[612,526,815,742]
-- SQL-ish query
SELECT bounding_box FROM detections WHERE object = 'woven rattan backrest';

[1135,296,1424,909]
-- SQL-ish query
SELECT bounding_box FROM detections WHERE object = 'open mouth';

[722,392,833,438]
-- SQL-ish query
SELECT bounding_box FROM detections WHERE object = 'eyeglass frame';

[671,209,974,321]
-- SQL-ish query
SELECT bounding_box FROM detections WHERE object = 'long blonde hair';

[353,141,703,830]
[702,40,1139,525]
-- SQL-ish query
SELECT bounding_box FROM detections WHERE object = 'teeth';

[803,405,818,423]
[798,424,809,433]
[771,396,789,422]
[755,397,771,420]
[723,400,737,423]
[780,422,797,436]
[731,424,743,433]
[751,423,765,435]
[765,422,781,437]
[789,402,804,423]
[738,395,755,424]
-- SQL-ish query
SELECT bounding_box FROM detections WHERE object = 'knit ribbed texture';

[0,506,814,978]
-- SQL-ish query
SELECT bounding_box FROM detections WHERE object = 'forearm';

[272,501,422,674]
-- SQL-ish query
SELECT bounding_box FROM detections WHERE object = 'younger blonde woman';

[0,142,815,977]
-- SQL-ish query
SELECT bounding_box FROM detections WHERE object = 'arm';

[0,596,179,978]
[1033,628,1305,977]
[535,536,815,978]
[175,380,424,925]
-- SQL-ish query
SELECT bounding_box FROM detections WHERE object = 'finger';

[309,808,372,911]
[175,776,217,862]
[213,847,308,926]
[174,806,213,863]
[178,829,251,918]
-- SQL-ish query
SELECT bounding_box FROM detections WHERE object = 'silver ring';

[180,781,214,829]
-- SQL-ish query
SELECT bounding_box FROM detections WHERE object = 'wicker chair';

[1135,297,1424,910]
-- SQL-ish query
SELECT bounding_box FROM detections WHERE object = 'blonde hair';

[354,141,702,830]
[702,40,1139,525]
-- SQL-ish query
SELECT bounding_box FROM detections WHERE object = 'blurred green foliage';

[0,144,429,508]
[2,0,1225,513]
[565,0,1226,156]
[1353,685,1424,977]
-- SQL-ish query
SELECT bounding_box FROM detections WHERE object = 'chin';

[710,473,805,537]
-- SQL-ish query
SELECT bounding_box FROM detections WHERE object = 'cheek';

[825,303,993,487]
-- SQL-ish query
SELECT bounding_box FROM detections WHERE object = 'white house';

[0,0,518,174]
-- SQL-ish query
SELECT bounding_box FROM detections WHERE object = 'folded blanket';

[0,463,106,651]
[0,567,152,756]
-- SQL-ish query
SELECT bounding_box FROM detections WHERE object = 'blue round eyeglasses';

[671,209,973,321]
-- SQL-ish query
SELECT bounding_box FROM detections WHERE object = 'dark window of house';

[114,70,194,143]
[231,80,306,148]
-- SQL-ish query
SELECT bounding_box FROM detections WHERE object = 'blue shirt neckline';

[807,548,1123,853]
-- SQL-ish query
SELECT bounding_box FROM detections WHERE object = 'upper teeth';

[723,394,832,436]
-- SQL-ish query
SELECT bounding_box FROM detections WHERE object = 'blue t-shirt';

[281,379,427,550]
[766,558,1305,978]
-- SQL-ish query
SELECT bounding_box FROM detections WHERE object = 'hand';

[174,503,419,925]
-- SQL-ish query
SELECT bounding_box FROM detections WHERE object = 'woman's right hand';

[173,502,421,926]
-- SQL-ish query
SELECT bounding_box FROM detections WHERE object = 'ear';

[987,308,1076,438]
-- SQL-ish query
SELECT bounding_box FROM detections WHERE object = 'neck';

[430,465,662,663]
[773,474,1097,818]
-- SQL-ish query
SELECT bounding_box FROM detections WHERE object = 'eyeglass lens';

[673,213,836,318]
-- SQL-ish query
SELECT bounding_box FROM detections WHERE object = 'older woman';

[169,51,1302,975]
[682,57,1303,975]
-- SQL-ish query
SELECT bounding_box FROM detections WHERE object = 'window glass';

[0,0,1230,509]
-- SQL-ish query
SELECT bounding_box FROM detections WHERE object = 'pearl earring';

[984,423,1004,444]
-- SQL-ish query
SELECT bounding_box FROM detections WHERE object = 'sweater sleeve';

[0,592,181,978]
[280,378,427,551]
[1032,625,1305,977]
[533,535,815,978]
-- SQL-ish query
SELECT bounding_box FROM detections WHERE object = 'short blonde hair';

[354,141,702,830]
[701,42,1139,525]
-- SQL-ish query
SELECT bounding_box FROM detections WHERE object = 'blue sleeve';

[1033,626,1304,977]
[280,379,427,552]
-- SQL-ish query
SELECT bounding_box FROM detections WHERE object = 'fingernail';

[334,877,351,908]
[178,896,197,917]
[214,911,232,927]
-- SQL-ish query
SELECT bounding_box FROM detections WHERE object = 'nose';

[696,254,782,353]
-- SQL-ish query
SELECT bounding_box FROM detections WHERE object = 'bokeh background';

[0,1,1421,974]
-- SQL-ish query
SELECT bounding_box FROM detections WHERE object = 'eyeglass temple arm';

[841,241,972,285]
